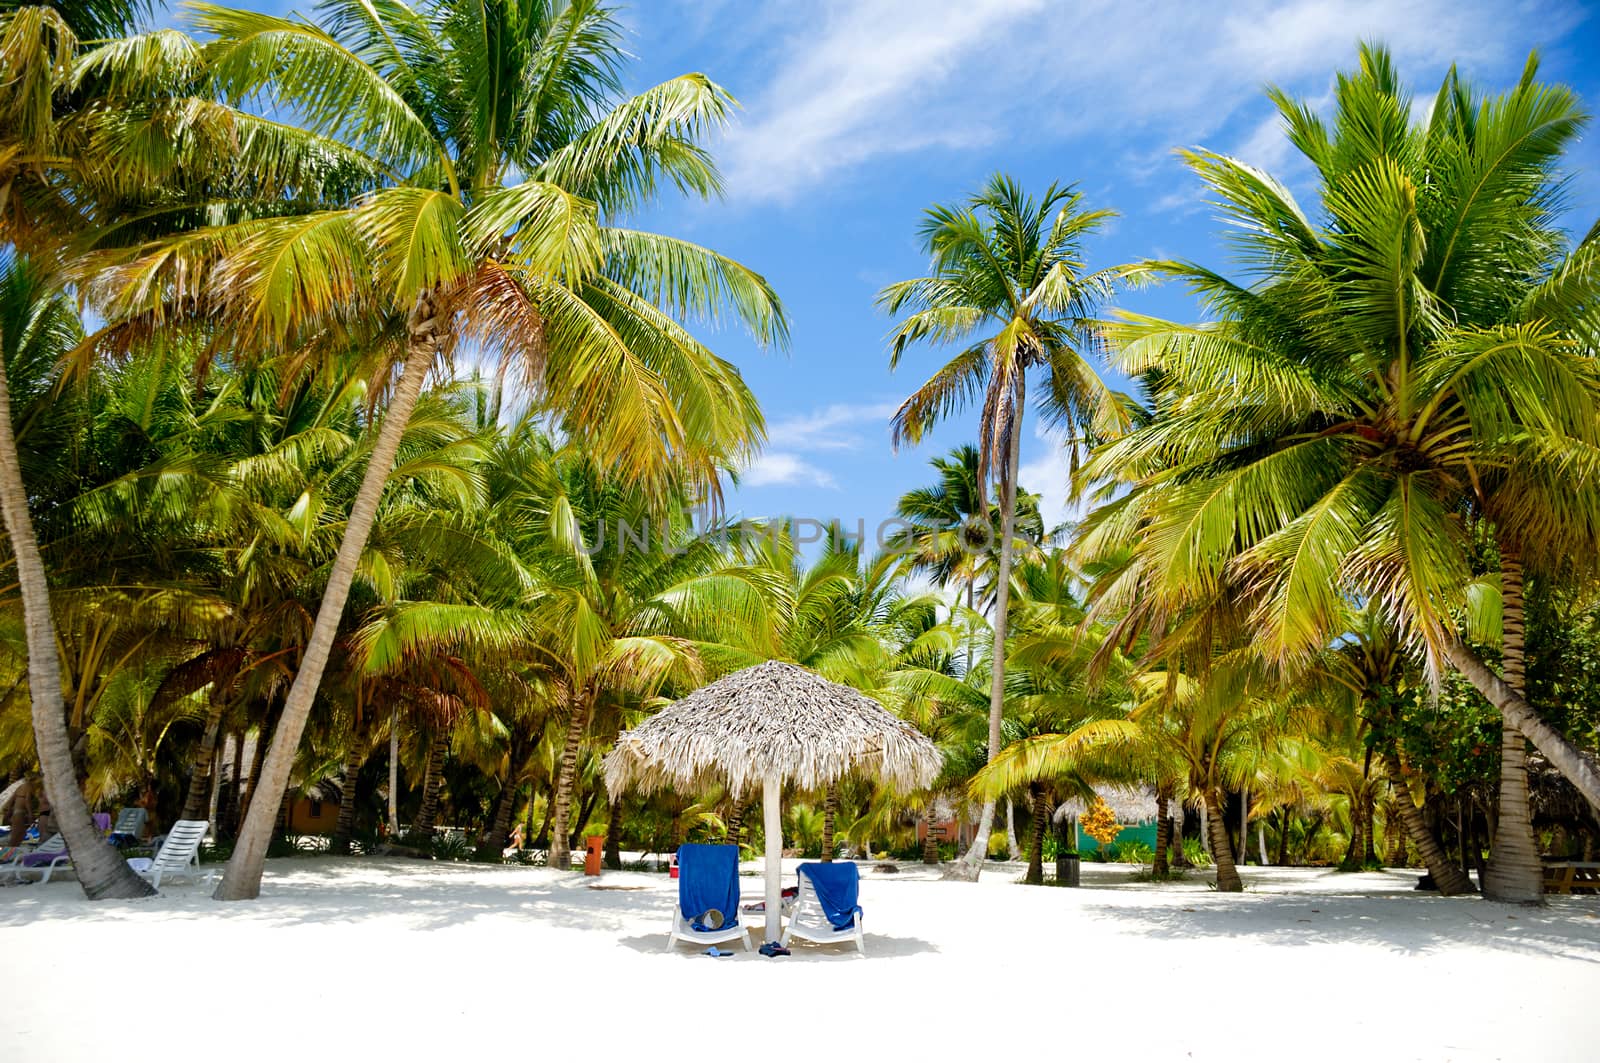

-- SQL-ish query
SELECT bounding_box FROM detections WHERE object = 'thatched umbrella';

[604,659,942,942]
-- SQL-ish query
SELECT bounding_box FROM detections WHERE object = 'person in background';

[3,775,41,846]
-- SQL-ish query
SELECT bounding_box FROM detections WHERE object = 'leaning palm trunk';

[411,729,449,839]
[0,361,154,899]
[215,293,441,900]
[1443,638,1600,812]
[1383,756,1473,895]
[922,805,939,864]
[1025,782,1048,885]
[330,737,367,855]
[180,695,228,822]
[821,784,838,862]
[1483,549,1545,903]
[548,699,591,871]
[951,377,1025,880]
[1205,790,1242,892]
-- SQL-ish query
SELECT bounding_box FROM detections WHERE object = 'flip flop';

[705,946,731,957]
[758,941,791,957]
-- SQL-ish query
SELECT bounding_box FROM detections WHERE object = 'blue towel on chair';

[798,862,862,931]
[676,844,741,930]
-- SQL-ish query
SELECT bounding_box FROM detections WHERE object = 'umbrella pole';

[764,773,781,944]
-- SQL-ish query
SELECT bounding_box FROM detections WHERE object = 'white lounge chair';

[780,863,865,955]
[666,843,752,953]
[132,819,209,889]
[1,833,72,884]
[109,806,148,844]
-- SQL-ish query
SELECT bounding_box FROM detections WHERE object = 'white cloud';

[765,400,900,451]
[743,452,838,488]
[1016,424,1086,535]
[721,0,1585,201]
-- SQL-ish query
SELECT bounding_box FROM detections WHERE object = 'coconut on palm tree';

[881,175,1127,876]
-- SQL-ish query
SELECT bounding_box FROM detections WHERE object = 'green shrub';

[430,832,473,861]
[987,830,1009,859]
[1182,837,1212,867]
[1116,840,1154,864]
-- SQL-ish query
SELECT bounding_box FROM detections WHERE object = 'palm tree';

[90,0,784,899]
[895,444,1045,611]
[0,252,156,897]
[881,175,1126,875]
[1083,46,1600,815]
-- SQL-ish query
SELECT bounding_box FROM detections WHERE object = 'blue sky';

[189,1,1600,543]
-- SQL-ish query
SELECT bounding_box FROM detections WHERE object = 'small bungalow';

[1055,786,1176,856]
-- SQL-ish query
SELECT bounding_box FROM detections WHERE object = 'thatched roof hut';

[604,659,941,943]
[603,659,942,797]
[1054,786,1172,825]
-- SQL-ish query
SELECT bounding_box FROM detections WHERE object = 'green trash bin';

[1055,852,1080,887]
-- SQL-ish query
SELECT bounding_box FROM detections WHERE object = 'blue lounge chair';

[781,862,865,954]
[667,843,752,953]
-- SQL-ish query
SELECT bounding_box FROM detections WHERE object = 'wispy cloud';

[720,0,1585,201]
[742,452,838,488]
[765,400,900,451]
[740,399,900,488]
[1017,425,1086,534]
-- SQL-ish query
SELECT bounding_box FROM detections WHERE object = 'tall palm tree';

[0,252,157,897]
[881,175,1126,875]
[1082,46,1600,816]
[91,0,784,899]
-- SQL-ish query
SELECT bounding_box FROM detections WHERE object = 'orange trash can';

[583,835,604,876]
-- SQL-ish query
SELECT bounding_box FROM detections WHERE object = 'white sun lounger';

[1,833,72,884]
[780,864,865,955]
[132,819,209,889]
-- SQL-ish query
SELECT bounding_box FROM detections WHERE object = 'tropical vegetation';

[1,0,1597,911]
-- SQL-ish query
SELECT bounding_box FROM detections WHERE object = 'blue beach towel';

[676,843,741,931]
[798,862,863,931]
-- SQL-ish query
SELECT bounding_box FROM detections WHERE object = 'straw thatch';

[1054,785,1171,825]
[603,660,942,797]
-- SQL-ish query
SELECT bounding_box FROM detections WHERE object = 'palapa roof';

[603,659,942,797]
[1054,785,1171,825]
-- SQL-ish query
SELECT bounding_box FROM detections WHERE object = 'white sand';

[3,858,1597,1061]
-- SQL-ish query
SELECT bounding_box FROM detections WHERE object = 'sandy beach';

[3,859,1596,1062]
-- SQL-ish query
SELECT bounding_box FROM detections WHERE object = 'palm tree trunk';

[727,801,744,848]
[548,699,591,871]
[221,730,245,835]
[0,358,153,899]
[412,729,448,839]
[1025,782,1048,885]
[821,784,838,862]
[1483,547,1545,903]
[180,694,227,822]
[1205,790,1242,892]
[570,787,601,848]
[214,292,441,901]
[479,732,527,853]
[1443,637,1600,812]
[1383,756,1473,895]
[1153,788,1171,877]
[952,374,1025,879]
[922,805,939,864]
[386,711,399,836]
[603,797,622,869]
[330,735,367,856]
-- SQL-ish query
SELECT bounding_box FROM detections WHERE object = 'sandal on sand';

[757,941,790,957]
